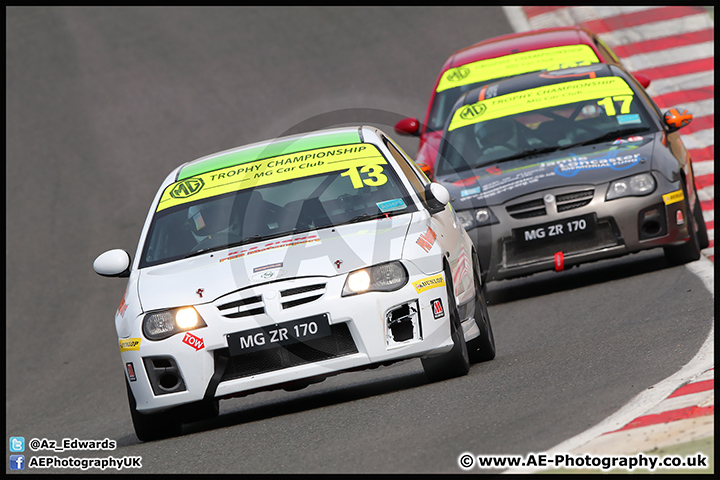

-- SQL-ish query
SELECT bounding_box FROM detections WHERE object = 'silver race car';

[433,64,709,282]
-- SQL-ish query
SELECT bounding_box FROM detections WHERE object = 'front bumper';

[466,179,693,281]
[122,264,455,414]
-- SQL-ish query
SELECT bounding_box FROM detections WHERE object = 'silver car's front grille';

[506,189,594,218]
[556,189,594,212]
[506,198,546,219]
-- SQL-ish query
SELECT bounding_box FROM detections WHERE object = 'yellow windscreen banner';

[436,44,600,93]
[448,77,634,132]
[156,144,387,212]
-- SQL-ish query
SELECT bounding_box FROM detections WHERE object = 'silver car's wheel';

[664,182,701,265]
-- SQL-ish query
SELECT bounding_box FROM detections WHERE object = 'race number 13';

[341,165,388,189]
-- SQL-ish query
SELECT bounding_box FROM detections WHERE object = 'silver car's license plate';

[227,314,331,356]
[515,213,596,243]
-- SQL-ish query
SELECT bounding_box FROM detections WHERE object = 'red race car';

[395,27,651,179]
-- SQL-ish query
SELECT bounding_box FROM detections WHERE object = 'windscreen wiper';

[183,232,295,259]
[572,127,651,148]
[476,145,563,167]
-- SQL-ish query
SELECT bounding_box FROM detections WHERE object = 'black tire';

[693,185,710,250]
[126,380,182,442]
[467,252,496,363]
[664,182,701,265]
[421,266,470,382]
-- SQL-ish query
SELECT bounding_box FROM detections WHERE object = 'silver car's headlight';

[606,173,656,201]
[456,208,498,230]
[142,306,207,341]
[342,261,408,296]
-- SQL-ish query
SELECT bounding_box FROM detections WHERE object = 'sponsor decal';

[444,66,471,84]
[126,362,137,382]
[117,289,128,318]
[449,77,633,132]
[253,262,283,273]
[251,269,287,282]
[413,274,445,294]
[431,298,445,319]
[662,189,684,205]
[334,259,343,269]
[436,44,599,92]
[613,135,644,145]
[416,227,437,253]
[119,338,141,352]
[554,153,641,177]
[169,178,205,199]
[182,332,205,351]
[376,198,407,212]
[617,113,641,125]
[460,186,481,197]
[458,104,487,121]
[157,143,387,212]
[452,248,472,296]
[196,288,204,298]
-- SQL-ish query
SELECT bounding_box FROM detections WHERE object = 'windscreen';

[425,44,601,132]
[140,143,416,268]
[436,76,656,176]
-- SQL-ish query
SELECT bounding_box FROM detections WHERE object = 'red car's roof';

[447,27,595,69]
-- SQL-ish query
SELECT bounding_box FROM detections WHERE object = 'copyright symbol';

[458,453,474,470]
[29,438,41,451]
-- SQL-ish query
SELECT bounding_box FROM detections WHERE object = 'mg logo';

[446,66,471,83]
[170,178,204,198]
[459,104,486,120]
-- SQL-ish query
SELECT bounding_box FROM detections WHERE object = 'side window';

[382,136,428,204]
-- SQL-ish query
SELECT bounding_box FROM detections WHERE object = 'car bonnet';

[136,215,413,311]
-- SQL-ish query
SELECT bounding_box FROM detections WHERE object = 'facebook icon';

[9,455,25,470]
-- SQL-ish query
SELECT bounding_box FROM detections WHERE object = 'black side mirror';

[425,183,449,215]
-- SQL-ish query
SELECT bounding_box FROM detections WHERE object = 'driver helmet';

[473,118,519,151]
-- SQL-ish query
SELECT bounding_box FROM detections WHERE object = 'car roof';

[447,27,595,69]
[176,126,376,180]
[455,63,630,109]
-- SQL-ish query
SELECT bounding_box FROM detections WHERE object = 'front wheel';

[421,266,470,382]
[126,380,182,442]
[466,252,496,363]
[664,182,701,265]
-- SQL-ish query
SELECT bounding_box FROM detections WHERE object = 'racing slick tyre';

[664,182,702,265]
[126,380,182,442]
[466,252,496,364]
[693,184,710,250]
[421,266,470,382]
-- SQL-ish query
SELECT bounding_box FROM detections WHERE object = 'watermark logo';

[10,437,25,452]
[9,455,25,470]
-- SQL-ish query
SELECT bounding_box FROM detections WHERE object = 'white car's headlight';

[342,261,408,296]
[606,173,656,200]
[142,306,207,341]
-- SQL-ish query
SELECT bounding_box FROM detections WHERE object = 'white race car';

[94,125,495,441]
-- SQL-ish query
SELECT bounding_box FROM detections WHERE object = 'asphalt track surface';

[5,7,714,474]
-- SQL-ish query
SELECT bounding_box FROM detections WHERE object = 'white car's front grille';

[279,283,326,309]
[215,280,328,318]
[216,295,265,318]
